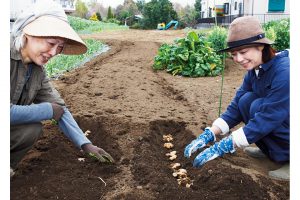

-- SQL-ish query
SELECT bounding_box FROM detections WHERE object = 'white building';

[243,0,289,16]
[10,0,75,20]
[199,0,290,24]
[200,0,244,18]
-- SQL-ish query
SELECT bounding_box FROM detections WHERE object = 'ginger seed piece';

[164,143,174,149]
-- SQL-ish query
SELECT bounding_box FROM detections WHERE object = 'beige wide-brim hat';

[219,16,273,52]
[23,16,87,55]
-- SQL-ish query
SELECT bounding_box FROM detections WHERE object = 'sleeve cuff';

[231,127,250,148]
[58,107,92,149]
[212,118,229,135]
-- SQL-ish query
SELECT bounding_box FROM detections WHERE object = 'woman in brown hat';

[184,16,289,180]
[10,0,114,176]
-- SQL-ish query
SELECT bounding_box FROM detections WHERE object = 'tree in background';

[117,9,131,23]
[85,1,105,21]
[74,0,88,18]
[89,13,99,21]
[172,2,183,13]
[115,0,140,25]
[194,0,202,19]
[107,6,114,19]
[178,5,197,28]
[141,0,178,29]
[96,12,102,21]
[87,0,107,21]
[136,0,145,12]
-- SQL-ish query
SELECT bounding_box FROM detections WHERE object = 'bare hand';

[82,143,114,163]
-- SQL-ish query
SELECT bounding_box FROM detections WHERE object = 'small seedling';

[51,119,58,125]
[88,153,113,164]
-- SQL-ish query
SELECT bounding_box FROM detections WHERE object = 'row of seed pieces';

[163,134,193,188]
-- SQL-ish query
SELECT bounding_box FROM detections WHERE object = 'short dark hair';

[262,45,276,63]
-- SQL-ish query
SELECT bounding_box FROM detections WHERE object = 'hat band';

[227,33,265,47]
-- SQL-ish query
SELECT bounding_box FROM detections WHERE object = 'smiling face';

[229,45,264,70]
[21,35,66,66]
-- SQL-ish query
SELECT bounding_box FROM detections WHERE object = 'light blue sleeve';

[10,103,53,125]
[58,107,91,149]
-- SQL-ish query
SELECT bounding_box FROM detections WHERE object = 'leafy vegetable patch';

[153,31,223,77]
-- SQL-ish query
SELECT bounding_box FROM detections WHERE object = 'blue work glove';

[193,135,236,167]
[184,128,216,158]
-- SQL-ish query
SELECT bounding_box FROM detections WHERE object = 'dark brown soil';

[11,30,289,200]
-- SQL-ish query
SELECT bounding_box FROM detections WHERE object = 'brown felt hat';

[23,16,87,55]
[219,16,273,52]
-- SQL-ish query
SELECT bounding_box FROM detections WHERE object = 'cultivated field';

[11,29,289,200]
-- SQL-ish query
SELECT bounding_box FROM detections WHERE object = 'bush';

[207,26,227,59]
[96,12,102,21]
[273,19,290,51]
[68,16,100,32]
[130,22,142,29]
[105,18,120,24]
[89,13,99,21]
[263,18,290,51]
[153,31,222,77]
[265,27,276,42]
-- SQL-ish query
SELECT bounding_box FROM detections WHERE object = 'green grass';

[68,16,129,34]
[45,39,108,78]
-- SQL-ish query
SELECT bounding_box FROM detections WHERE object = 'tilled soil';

[11,30,289,200]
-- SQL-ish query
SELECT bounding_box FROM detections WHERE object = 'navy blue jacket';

[221,50,289,162]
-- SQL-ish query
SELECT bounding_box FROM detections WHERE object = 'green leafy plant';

[153,31,222,77]
[265,27,276,42]
[273,19,290,51]
[263,18,290,51]
[207,26,227,52]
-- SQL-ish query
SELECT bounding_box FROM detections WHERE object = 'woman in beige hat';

[10,0,114,176]
[184,16,289,180]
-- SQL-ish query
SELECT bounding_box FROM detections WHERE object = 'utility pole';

[252,0,254,16]
[230,0,233,23]
[214,0,217,26]
[243,0,245,16]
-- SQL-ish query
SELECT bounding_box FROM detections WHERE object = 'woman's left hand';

[82,143,115,163]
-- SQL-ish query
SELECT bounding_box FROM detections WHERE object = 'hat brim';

[218,38,274,53]
[23,16,87,55]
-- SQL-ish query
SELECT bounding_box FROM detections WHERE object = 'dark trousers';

[237,92,289,162]
[10,123,43,168]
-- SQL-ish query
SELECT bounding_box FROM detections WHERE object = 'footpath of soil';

[11,29,289,200]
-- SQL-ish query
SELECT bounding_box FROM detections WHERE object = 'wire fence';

[195,13,290,29]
